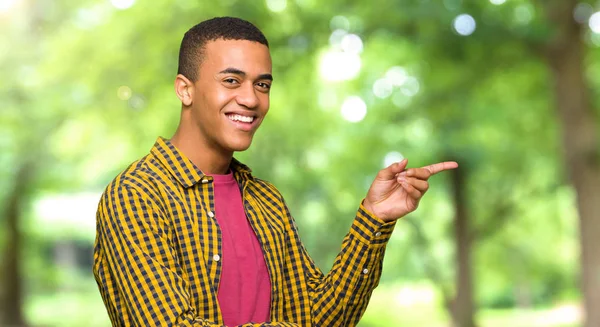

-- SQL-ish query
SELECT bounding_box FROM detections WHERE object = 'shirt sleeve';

[279,195,396,327]
[94,183,301,327]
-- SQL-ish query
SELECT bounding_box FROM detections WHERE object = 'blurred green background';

[2,0,600,326]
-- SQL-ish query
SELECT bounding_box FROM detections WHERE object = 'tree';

[539,1,600,326]
[0,1,592,326]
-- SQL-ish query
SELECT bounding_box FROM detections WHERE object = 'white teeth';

[227,114,254,123]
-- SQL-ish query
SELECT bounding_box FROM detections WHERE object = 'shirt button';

[362,268,369,274]
[201,178,209,184]
[207,211,215,218]
[213,254,221,262]
[375,232,382,237]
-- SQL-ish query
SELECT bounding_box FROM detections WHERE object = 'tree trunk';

[543,1,600,326]
[449,167,476,327]
[1,162,32,327]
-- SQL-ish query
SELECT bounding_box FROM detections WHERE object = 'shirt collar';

[150,137,254,188]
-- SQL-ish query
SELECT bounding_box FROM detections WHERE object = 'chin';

[231,144,252,152]
[227,139,253,152]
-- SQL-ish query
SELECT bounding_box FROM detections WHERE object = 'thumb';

[378,159,408,179]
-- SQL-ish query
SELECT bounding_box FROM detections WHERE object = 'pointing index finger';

[423,161,459,176]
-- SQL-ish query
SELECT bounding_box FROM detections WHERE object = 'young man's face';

[189,39,272,154]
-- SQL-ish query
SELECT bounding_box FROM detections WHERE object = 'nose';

[235,83,259,109]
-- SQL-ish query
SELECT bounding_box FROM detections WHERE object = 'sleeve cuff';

[349,201,396,247]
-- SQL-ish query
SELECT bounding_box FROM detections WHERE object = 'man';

[93,17,457,327]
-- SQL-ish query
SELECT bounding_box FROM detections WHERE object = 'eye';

[224,78,239,84]
[256,82,271,91]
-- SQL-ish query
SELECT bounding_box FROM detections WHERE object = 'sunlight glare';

[0,0,17,12]
[319,50,361,81]
[110,0,135,10]
[589,12,600,33]
[340,96,367,122]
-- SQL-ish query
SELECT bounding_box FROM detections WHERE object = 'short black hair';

[177,17,269,81]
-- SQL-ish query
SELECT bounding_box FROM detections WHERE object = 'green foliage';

[1,0,594,326]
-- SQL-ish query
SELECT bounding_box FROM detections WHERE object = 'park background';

[1,0,600,326]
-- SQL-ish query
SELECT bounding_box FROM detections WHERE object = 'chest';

[162,182,288,295]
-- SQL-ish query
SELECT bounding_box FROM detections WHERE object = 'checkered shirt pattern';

[93,137,396,327]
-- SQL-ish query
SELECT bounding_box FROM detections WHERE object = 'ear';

[175,74,194,107]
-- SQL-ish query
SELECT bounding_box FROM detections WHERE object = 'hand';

[363,159,458,222]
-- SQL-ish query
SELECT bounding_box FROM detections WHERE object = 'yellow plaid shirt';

[93,137,396,327]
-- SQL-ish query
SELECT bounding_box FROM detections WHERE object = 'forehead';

[200,39,272,74]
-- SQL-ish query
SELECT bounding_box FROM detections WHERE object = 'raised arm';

[276,193,395,327]
[277,159,457,326]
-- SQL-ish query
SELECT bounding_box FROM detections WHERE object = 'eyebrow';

[218,67,273,81]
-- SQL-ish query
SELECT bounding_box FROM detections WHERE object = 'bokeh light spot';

[489,0,505,5]
[128,94,145,110]
[400,77,420,97]
[384,151,405,168]
[386,66,408,86]
[330,15,350,31]
[514,4,534,25]
[341,34,363,54]
[75,5,109,29]
[288,35,308,52]
[117,86,132,100]
[319,50,361,81]
[587,32,600,47]
[392,92,411,108]
[341,96,367,122]
[305,149,328,170]
[589,12,600,33]
[443,0,461,11]
[373,78,393,98]
[329,29,348,47]
[266,0,287,12]
[301,201,326,227]
[574,3,594,24]
[453,14,476,36]
[110,0,135,10]
[294,0,315,9]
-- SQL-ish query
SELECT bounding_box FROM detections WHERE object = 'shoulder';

[250,177,285,201]
[98,153,173,215]
[104,156,153,194]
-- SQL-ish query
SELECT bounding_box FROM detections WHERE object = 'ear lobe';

[175,74,194,107]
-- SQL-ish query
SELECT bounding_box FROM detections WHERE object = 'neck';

[170,121,233,175]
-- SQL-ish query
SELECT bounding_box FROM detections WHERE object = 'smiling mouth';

[226,113,255,124]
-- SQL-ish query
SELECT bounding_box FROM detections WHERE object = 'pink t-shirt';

[211,171,271,325]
